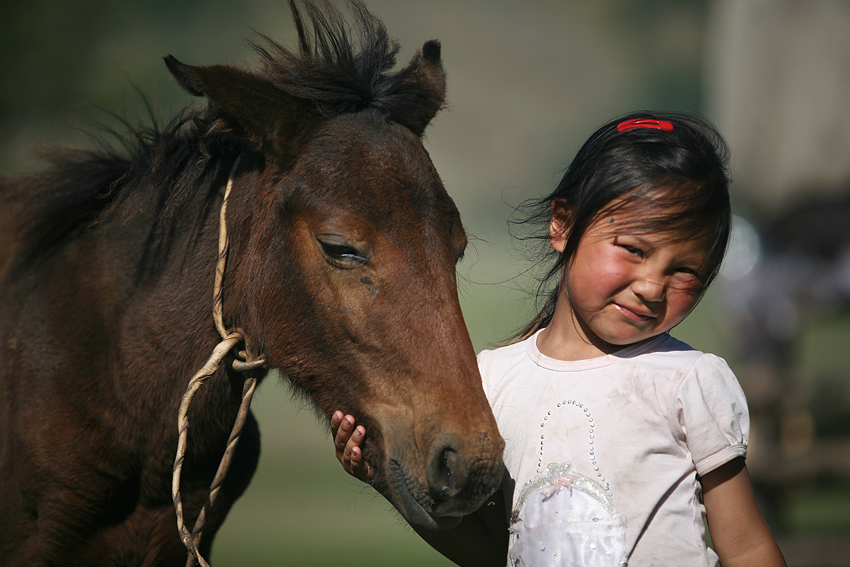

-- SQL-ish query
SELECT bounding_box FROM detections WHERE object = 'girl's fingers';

[331,410,343,430]
[332,412,356,454]
[330,412,374,480]
[345,424,373,480]
[350,449,374,480]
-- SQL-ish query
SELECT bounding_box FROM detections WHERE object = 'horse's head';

[165,1,503,530]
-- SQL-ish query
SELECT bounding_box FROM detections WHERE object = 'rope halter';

[172,164,267,567]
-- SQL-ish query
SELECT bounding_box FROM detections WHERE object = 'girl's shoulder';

[477,337,529,368]
[630,332,695,356]
[476,334,538,392]
[626,333,725,366]
[617,333,738,389]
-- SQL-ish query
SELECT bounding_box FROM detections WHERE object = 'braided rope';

[172,167,266,567]
[212,166,233,342]
[173,333,243,567]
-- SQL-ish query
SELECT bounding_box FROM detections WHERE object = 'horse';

[0,1,505,565]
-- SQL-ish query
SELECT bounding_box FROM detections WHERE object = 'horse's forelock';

[255,0,445,136]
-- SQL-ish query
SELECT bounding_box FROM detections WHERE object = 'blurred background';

[2,0,848,565]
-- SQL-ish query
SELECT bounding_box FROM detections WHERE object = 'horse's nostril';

[428,439,469,500]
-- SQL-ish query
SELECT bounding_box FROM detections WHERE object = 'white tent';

[706,0,850,217]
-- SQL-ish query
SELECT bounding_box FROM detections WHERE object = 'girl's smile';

[614,302,656,321]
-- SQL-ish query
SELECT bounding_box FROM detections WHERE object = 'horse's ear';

[164,55,320,160]
[395,40,447,137]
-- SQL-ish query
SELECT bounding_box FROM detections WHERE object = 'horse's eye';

[318,240,368,266]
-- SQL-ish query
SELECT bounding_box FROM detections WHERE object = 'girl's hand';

[330,411,374,481]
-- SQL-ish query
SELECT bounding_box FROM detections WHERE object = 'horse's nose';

[427,434,469,502]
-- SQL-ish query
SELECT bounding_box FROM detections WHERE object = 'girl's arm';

[701,457,786,567]
[331,412,509,567]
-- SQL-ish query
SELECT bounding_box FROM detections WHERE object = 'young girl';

[331,111,786,567]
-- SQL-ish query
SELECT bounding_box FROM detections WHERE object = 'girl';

[332,111,786,567]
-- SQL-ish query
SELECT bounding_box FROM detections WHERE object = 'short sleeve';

[676,354,750,476]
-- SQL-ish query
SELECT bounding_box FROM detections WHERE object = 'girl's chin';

[593,326,658,348]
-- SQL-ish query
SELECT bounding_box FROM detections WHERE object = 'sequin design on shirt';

[509,401,627,566]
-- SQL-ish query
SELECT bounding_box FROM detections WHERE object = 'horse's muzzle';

[386,432,505,530]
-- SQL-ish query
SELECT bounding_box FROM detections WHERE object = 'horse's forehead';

[279,114,464,255]
[309,116,434,179]
[296,114,451,212]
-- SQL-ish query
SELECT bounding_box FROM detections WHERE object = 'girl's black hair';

[513,110,732,341]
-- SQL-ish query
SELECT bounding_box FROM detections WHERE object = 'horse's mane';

[254,0,444,131]
[3,0,443,276]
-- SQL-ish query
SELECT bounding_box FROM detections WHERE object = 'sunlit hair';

[512,111,731,341]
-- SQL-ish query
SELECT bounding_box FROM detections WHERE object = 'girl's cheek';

[669,288,702,316]
[590,247,628,274]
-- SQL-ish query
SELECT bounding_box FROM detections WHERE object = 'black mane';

[3,0,445,277]
[255,0,444,131]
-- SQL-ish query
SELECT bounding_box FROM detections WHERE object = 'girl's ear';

[549,199,571,253]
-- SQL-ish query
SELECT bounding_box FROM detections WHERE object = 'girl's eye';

[622,244,643,257]
[672,268,705,290]
[675,267,701,278]
[318,240,368,266]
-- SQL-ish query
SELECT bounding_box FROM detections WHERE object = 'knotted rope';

[172,166,267,567]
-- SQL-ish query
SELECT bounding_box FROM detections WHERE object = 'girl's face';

[546,199,708,358]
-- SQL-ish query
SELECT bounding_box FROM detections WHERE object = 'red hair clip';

[616,118,674,133]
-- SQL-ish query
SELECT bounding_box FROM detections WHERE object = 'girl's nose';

[633,277,665,302]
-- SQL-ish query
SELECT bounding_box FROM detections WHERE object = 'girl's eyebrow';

[614,233,709,264]
[612,233,654,247]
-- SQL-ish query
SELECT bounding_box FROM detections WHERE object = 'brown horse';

[0,1,504,565]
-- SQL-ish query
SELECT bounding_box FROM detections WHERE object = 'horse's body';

[0,2,504,565]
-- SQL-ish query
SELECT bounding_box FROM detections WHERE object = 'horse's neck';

[114,168,226,359]
[0,177,27,284]
[19,163,227,394]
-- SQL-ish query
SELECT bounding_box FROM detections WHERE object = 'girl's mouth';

[615,303,656,322]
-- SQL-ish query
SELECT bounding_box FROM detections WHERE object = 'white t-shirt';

[478,330,749,567]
